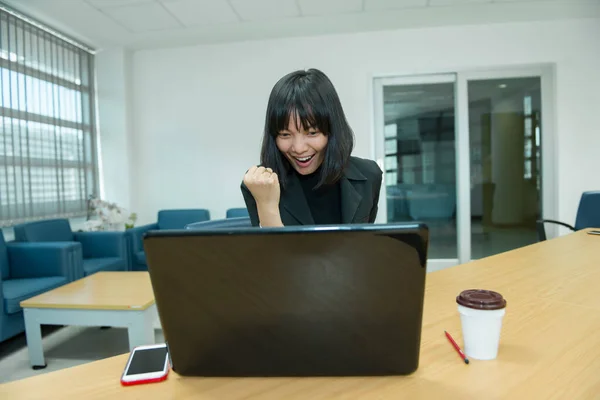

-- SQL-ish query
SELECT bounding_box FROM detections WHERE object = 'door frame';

[371,64,557,268]
[372,73,459,271]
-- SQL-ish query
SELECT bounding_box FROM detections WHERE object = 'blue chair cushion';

[3,276,68,314]
[83,258,127,276]
[135,251,146,265]
[226,208,249,218]
[157,209,210,230]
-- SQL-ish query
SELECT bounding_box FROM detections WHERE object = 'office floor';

[0,326,165,384]
[426,221,538,260]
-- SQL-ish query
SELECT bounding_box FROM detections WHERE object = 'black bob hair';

[260,68,354,189]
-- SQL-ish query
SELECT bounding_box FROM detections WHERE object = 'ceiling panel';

[101,2,182,32]
[229,0,300,21]
[4,0,597,50]
[1,0,131,49]
[364,0,428,11]
[298,0,363,16]
[429,0,492,6]
[492,0,553,2]
[86,0,152,8]
[162,0,239,26]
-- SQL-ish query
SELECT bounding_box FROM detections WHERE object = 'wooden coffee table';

[20,271,157,369]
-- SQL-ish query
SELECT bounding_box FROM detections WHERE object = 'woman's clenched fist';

[243,166,280,208]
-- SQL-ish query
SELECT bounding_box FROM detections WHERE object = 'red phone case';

[120,369,169,386]
[120,348,170,386]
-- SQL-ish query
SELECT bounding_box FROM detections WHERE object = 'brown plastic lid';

[456,289,507,310]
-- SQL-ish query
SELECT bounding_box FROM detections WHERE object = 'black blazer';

[241,156,383,226]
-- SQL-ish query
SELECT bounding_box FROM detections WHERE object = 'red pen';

[445,331,469,364]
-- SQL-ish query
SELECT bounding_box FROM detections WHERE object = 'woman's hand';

[243,167,283,228]
[243,166,280,207]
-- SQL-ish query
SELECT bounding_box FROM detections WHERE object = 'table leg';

[152,306,162,331]
[127,308,156,350]
[23,309,46,369]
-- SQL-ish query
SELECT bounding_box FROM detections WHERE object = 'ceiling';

[1,0,599,51]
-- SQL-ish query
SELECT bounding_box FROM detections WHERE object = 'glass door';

[373,74,459,271]
[374,66,555,269]
[458,66,555,260]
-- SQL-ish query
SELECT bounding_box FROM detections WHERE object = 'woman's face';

[276,115,328,175]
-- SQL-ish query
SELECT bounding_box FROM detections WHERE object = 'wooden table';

[3,230,599,399]
[19,271,157,369]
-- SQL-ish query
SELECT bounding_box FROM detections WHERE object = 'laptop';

[143,223,429,377]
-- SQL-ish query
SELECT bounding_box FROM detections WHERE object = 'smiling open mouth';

[294,155,314,162]
[292,154,316,168]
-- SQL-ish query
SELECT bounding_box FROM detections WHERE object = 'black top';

[297,168,342,225]
[241,156,383,227]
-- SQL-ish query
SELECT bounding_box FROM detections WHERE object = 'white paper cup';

[456,289,507,361]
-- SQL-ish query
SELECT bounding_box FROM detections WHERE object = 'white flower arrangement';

[85,196,137,231]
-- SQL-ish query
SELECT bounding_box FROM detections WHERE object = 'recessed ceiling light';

[498,84,507,89]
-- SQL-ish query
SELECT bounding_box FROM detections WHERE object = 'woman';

[241,68,382,227]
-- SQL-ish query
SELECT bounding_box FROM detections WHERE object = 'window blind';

[0,7,98,227]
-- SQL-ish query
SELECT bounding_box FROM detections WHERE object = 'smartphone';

[120,343,169,386]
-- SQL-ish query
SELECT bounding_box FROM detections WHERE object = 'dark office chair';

[537,191,600,241]
[185,217,253,230]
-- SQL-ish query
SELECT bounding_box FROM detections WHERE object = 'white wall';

[116,18,600,225]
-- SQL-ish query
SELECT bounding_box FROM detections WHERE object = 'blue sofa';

[406,184,456,220]
[13,219,128,278]
[387,183,456,222]
[126,209,210,271]
[1,231,78,343]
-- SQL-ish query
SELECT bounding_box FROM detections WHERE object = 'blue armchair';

[1,232,77,343]
[226,208,249,218]
[13,219,128,278]
[126,209,210,271]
